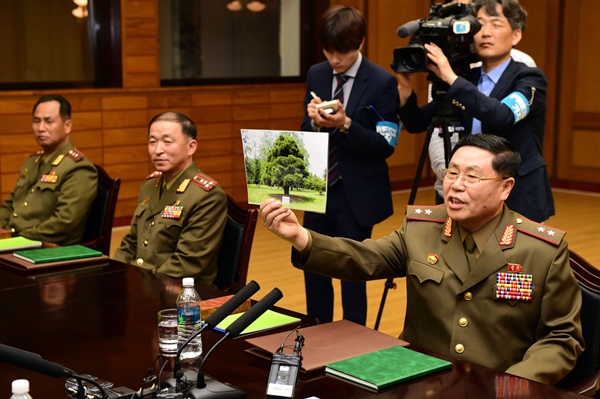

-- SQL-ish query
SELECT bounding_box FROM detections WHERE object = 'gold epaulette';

[146,171,162,180]
[405,205,447,223]
[192,173,218,191]
[67,148,86,162]
[515,216,566,246]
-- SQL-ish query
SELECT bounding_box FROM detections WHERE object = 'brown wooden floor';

[110,187,600,338]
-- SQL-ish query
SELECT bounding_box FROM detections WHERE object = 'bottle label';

[178,305,200,324]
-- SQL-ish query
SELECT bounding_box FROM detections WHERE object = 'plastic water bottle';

[11,379,32,399]
[177,277,202,368]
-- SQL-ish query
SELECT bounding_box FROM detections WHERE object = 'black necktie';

[328,74,348,186]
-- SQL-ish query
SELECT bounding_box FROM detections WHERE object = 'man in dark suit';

[300,5,400,325]
[397,0,554,222]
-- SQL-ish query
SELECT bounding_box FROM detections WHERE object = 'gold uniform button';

[30,188,35,193]
[464,292,473,301]
[143,240,149,246]
[455,344,465,354]
[150,221,155,227]
[12,212,18,218]
[23,202,28,207]
[136,258,144,266]
[10,228,16,233]
[516,218,523,224]
[459,317,468,327]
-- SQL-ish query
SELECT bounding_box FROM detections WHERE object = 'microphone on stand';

[172,280,260,384]
[0,344,109,398]
[187,288,284,399]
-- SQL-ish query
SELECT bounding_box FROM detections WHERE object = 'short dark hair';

[451,134,521,177]
[148,111,197,140]
[318,5,366,53]
[32,95,72,120]
[473,0,528,31]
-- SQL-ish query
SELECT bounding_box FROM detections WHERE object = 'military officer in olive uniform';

[260,134,584,385]
[114,112,227,286]
[0,95,98,245]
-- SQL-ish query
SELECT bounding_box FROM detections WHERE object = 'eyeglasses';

[440,168,509,185]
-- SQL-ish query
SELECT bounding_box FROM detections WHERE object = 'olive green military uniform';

[293,204,584,385]
[0,141,98,245]
[114,163,227,286]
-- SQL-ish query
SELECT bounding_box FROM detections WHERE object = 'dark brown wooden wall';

[0,0,598,226]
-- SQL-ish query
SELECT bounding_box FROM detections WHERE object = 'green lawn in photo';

[247,185,326,213]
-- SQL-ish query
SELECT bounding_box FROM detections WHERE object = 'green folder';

[13,245,102,264]
[214,309,300,335]
[0,236,42,252]
[325,345,452,391]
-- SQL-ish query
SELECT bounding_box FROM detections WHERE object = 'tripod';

[373,80,465,331]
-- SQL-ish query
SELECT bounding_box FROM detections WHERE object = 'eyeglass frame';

[440,168,510,185]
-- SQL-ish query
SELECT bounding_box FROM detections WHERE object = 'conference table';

[0,258,584,398]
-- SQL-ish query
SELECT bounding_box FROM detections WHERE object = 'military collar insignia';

[443,217,453,237]
[499,224,515,246]
[51,154,65,166]
[146,171,162,181]
[176,178,191,193]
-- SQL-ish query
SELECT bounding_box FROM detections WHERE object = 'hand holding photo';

[241,129,329,213]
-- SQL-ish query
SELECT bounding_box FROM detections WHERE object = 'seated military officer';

[260,134,584,385]
[0,95,98,245]
[114,112,227,286]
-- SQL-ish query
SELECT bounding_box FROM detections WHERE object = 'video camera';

[391,2,481,75]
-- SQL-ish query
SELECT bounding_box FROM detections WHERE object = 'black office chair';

[214,195,258,294]
[558,250,600,397]
[80,164,121,256]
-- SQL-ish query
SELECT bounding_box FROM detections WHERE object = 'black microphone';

[204,280,260,329]
[0,343,66,378]
[0,344,110,398]
[169,281,261,394]
[225,287,283,338]
[187,288,284,399]
[396,20,420,38]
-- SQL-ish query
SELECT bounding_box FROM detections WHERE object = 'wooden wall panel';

[1,0,598,232]
[556,0,600,185]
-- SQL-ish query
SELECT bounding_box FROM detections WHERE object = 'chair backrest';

[81,164,121,256]
[214,195,258,294]
[558,250,600,396]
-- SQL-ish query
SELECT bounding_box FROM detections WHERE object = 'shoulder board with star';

[146,171,162,180]
[67,148,86,162]
[406,205,446,222]
[516,217,566,246]
[192,173,218,191]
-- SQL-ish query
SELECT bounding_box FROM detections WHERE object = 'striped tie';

[328,74,347,186]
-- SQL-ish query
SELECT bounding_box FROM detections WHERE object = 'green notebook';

[325,345,452,391]
[0,236,42,252]
[13,245,103,264]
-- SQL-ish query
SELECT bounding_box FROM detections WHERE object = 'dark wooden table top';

[0,259,584,398]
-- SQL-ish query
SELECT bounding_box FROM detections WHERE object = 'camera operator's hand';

[311,99,347,129]
[396,72,414,107]
[425,43,459,86]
